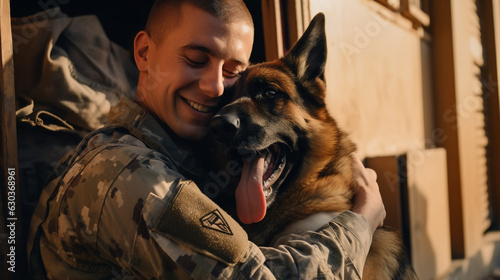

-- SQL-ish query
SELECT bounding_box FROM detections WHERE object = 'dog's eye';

[265,90,277,98]
[257,87,287,100]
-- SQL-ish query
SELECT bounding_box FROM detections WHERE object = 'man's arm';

[125,182,372,279]
[255,211,372,279]
[92,153,381,279]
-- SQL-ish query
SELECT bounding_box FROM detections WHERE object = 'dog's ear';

[285,13,326,82]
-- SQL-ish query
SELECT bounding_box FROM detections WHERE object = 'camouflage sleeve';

[126,186,370,279]
[127,184,371,279]
[88,153,267,279]
[93,152,371,279]
[257,211,372,279]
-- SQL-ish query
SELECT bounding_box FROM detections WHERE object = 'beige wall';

[307,1,454,278]
[309,0,427,158]
[305,0,499,278]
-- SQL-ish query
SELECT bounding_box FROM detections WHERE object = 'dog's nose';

[210,113,240,142]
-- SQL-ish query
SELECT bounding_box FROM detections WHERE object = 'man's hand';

[350,153,386,234]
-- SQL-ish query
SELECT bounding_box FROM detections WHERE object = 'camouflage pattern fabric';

[28,97,373,279]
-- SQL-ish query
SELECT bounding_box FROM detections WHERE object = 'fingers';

[349,153,386,233]
[349,153,364,172]
[350,153,378,191]
[367,168,377,180]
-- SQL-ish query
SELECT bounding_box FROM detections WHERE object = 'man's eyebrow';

[181,44,211,54]
[180,44,248,66]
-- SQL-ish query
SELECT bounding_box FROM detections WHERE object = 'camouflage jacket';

[28,97,373,279]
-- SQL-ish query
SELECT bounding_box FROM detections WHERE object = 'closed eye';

[223,69,241,78]
[185,56,207,67]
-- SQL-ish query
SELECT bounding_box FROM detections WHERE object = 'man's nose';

[199,65,224,98]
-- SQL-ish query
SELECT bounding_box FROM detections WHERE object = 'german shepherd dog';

[208,13,418,279]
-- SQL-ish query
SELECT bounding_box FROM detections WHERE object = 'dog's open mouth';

[235,143,286,224]
[262,144,286,193]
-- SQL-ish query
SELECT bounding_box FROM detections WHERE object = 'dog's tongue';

[235,153,267,224]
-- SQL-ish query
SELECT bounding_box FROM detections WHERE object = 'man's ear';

[284,13,326,82]
[134,31,151,72]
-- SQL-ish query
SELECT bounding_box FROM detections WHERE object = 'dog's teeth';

[263,150,273,172]
[264,168,279,188]
[263,188,272,198]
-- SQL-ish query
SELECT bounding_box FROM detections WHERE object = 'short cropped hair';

[145,0,254,44]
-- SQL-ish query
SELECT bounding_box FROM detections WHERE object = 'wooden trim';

[366,149,452,278]
[297,0,310,34]
[259,0,311,60]
[405,149,451,279]
[429,0,464,256]
[261,0,284,60]
[365,156,405,233]
[478,0,500,229]
[431,0,490,259]
[373,0,401,11]
[401,0,430,28]
[1,0,22,279]
[283,0,310,52]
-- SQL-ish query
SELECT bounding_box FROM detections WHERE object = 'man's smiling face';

[135,3,254,140]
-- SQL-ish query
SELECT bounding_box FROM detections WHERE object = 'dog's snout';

[210,113,240,142]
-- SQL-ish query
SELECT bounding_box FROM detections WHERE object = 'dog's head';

[209,13,329,224]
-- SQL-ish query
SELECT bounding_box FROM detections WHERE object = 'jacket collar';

[105,97,205,180]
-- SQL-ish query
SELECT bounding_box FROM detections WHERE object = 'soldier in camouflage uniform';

[28,0,386,279]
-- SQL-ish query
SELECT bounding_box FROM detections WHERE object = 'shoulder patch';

[151,180,248,265]
[200,209,233,235]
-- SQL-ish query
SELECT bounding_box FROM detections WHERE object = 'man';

[28,0,385,279]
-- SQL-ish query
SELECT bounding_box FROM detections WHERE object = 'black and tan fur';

[208,13,418,279]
